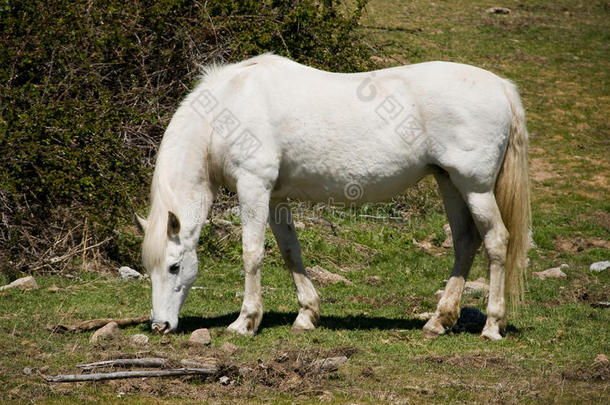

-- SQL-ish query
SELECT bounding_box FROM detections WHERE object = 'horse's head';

[138,211,199,334]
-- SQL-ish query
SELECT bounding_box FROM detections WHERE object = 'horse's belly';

[271,154,432,204]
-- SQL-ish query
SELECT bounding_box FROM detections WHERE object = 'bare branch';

[77,358,167,371]
[46,367,218,383]
[47,316,149,333]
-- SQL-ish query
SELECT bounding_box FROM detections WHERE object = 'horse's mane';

[141,171,178,271]
[142,53,281,271]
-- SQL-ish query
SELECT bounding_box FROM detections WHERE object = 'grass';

[1,0,609,403]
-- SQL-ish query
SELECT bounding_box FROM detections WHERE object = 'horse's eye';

[168,263,180,275]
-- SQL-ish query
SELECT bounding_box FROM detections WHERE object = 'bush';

[0,0,377,276]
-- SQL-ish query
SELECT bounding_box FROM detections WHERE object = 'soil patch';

[553,236,610,254]
[562,362,610,381]
[418,353,523,372]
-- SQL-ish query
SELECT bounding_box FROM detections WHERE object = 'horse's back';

[203,56,515,200]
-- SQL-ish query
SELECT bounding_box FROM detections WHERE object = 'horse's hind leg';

[423,173,481,338]
[269,200,320,331]
[461,190,509,340]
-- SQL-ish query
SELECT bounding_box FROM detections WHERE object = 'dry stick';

[48,316,149,333]
[77,358,168,371]
[46,367,218,383]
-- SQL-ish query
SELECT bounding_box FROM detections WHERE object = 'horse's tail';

[495,79,531,308]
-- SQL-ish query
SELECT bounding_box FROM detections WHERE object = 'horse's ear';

[135,214,148,234]
[167,211,181,238]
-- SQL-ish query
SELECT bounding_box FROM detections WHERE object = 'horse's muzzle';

[151,321,171,334]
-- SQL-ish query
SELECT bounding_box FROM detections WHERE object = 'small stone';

[221,342,239,355]
[365,275,381,285]
[219,376,231,385]
[118,266,143,280]
[22,367,33,375]
[441,224,453,248]
[310,356,348,373]
[189,328,211,345]
[306,265,353,286]
[417,312,435,320]
[594,354,608,364]
[486,7,511,14]
[90,321,120,343]
[464,277,489,296]
[0,276,38,291]
[590,261,610,273]
[533,267,567,279]
[130,333,149,345]
[238,366,253,378]
[47,285,60,293]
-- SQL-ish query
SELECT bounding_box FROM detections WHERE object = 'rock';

[118,266,143,280]
[189,328,211,346]
[310,356,348,373]
[594,354,608,365]
[221,342,239,355]
[306,265,353,286]
[219,375,231,385]
[47,285,60,293]
[486,7,511,14]
[23,367,33,375]
[365,275,381,285]
[238,366,253,378]
[0,276,39,291]
[533,266,567,279]
[130,333,149,345]
[90,321,120,343]
[436,278,489,299]
[417,312,435,321]
[463,277,489,296]
[441,224,453,248]
[590,261,610,273]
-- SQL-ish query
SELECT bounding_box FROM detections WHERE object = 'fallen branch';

[77,358,167,371]
[46,367,218,383]
[46,355,346,383]
[48,316,149,333]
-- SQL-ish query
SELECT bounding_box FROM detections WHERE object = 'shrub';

[0,0,377,276]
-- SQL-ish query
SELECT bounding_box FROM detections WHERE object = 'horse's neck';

[154,108,214,242]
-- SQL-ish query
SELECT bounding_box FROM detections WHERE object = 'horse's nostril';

[151,321,170,334]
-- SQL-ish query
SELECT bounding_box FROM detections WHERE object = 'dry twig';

[46,367,218,383]
[47,316,149,333]
[77,358,167,371]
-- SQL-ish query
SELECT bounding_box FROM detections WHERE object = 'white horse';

[137,54,530,340]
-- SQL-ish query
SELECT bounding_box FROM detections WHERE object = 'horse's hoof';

[227,318,257,336]
[481,327,503,341]
[423,318,446,339]
[291,313,316,332]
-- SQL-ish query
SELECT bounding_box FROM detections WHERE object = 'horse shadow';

[177,308,520,336]
[178,310,426,334]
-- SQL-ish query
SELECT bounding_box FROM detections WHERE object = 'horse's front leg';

[227,175,271,336]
